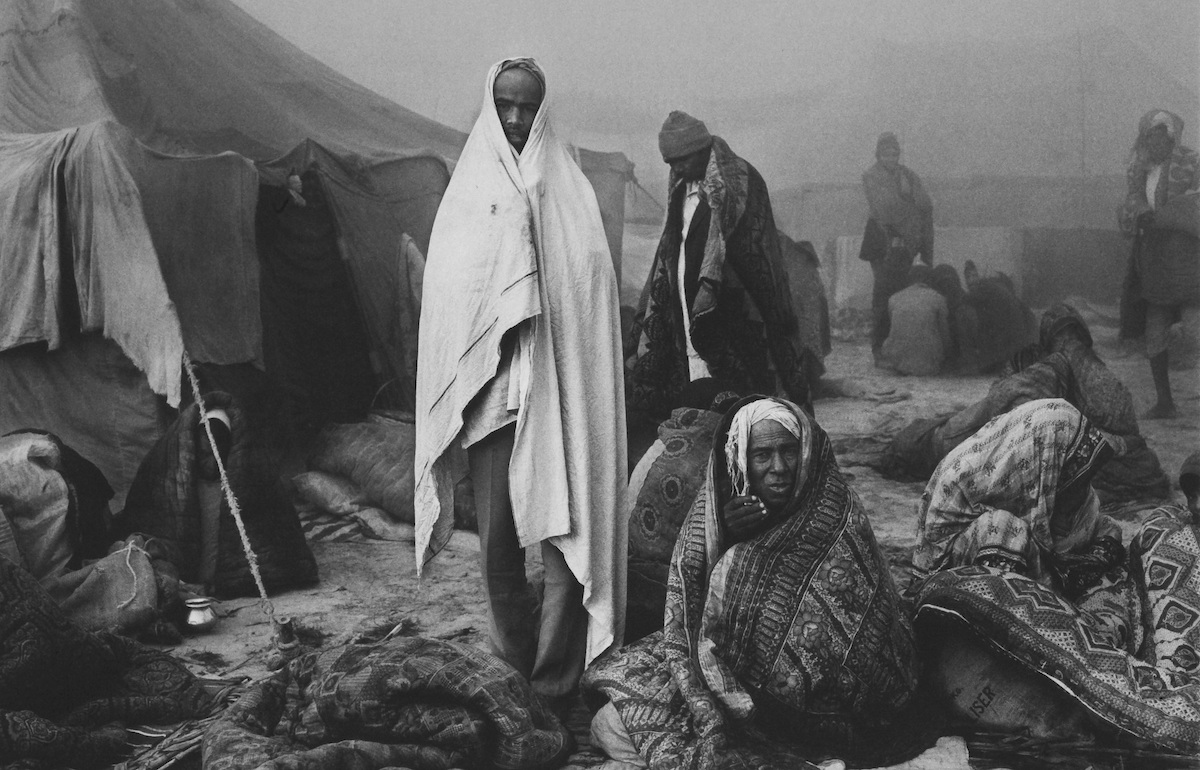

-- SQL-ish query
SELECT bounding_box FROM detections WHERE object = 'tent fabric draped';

[0,122,185,404]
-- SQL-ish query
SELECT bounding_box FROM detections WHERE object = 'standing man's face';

[668,147,710,182]
[1146,125,1175,164]
[494,69,543,153]
[878,148,901,172]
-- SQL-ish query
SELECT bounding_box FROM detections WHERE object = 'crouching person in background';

[116,391,318,600]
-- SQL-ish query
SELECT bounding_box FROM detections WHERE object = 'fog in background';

[232,0,1199,204]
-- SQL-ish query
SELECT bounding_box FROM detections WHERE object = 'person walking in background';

[414,58,627,711]
[860,132,935,360]
[1118,109,1200,419]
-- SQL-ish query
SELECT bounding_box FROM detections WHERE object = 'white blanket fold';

[415,58,627,663]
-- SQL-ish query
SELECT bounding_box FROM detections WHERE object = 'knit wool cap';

[876,131,901,156]
[659,111,712,161]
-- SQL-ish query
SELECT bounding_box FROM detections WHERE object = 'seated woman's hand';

[722,495,770,540]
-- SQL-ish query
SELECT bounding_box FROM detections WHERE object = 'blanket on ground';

[118,392,317,597]
[0,552,214,769]
[202,636,571,770]
[914,507,1200,753]
[584,397,933,769]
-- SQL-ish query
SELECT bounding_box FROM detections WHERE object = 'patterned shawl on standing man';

[628,140,810,419]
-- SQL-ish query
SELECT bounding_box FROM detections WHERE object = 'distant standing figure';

[860,132,935,356]
[1117,109,1200,419]
[879,264,951,376]
[414,59,627,706]
[627,111,812,420]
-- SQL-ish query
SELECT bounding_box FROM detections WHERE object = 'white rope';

[181,351,277,629]
[116,541,145,611]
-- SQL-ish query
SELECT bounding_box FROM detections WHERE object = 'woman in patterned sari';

[911,398,1124,599]
[583,396,933,769]
[910,402,1200,752]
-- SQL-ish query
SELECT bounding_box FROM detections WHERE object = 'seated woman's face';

[746,419,801,511]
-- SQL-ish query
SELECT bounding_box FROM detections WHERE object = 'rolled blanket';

[203,636,572,770]
[0,552,215,767]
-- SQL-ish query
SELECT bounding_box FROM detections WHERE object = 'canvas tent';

[0,0,634,506]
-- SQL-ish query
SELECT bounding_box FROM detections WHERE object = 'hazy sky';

[231,0,1198,131]
[229,0,1199,195]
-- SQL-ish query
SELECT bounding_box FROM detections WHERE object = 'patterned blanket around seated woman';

[584,396,939,770]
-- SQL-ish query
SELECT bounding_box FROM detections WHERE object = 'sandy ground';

[164,313,1199,761]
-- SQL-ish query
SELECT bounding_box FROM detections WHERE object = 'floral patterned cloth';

[914,506,1200,752]
[912,398,1118,588]
[625,406,723,641]
[203,636,571,770]
[583,397,933,769]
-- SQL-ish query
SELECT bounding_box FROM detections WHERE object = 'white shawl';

[414,58,627,663]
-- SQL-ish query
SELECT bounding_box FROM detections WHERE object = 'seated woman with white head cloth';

[584,396,936,769]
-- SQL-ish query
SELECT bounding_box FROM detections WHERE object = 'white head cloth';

[1150,111,1177,138]
[724,398,804,497]
[200,407,230,431]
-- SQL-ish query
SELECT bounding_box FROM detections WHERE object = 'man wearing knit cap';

[628,111,813,420]
[860,132,935,358]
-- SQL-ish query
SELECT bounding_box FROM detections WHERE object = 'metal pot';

[185,597,219,632]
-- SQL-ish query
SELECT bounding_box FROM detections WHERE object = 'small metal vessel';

[185,597,219,632]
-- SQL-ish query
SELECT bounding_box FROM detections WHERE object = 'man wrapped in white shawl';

[414,58,627,700]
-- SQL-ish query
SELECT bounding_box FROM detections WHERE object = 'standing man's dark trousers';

[467,424,589,701]
[870,246,915,352]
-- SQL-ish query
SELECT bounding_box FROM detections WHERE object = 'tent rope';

[181,351,277,631]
